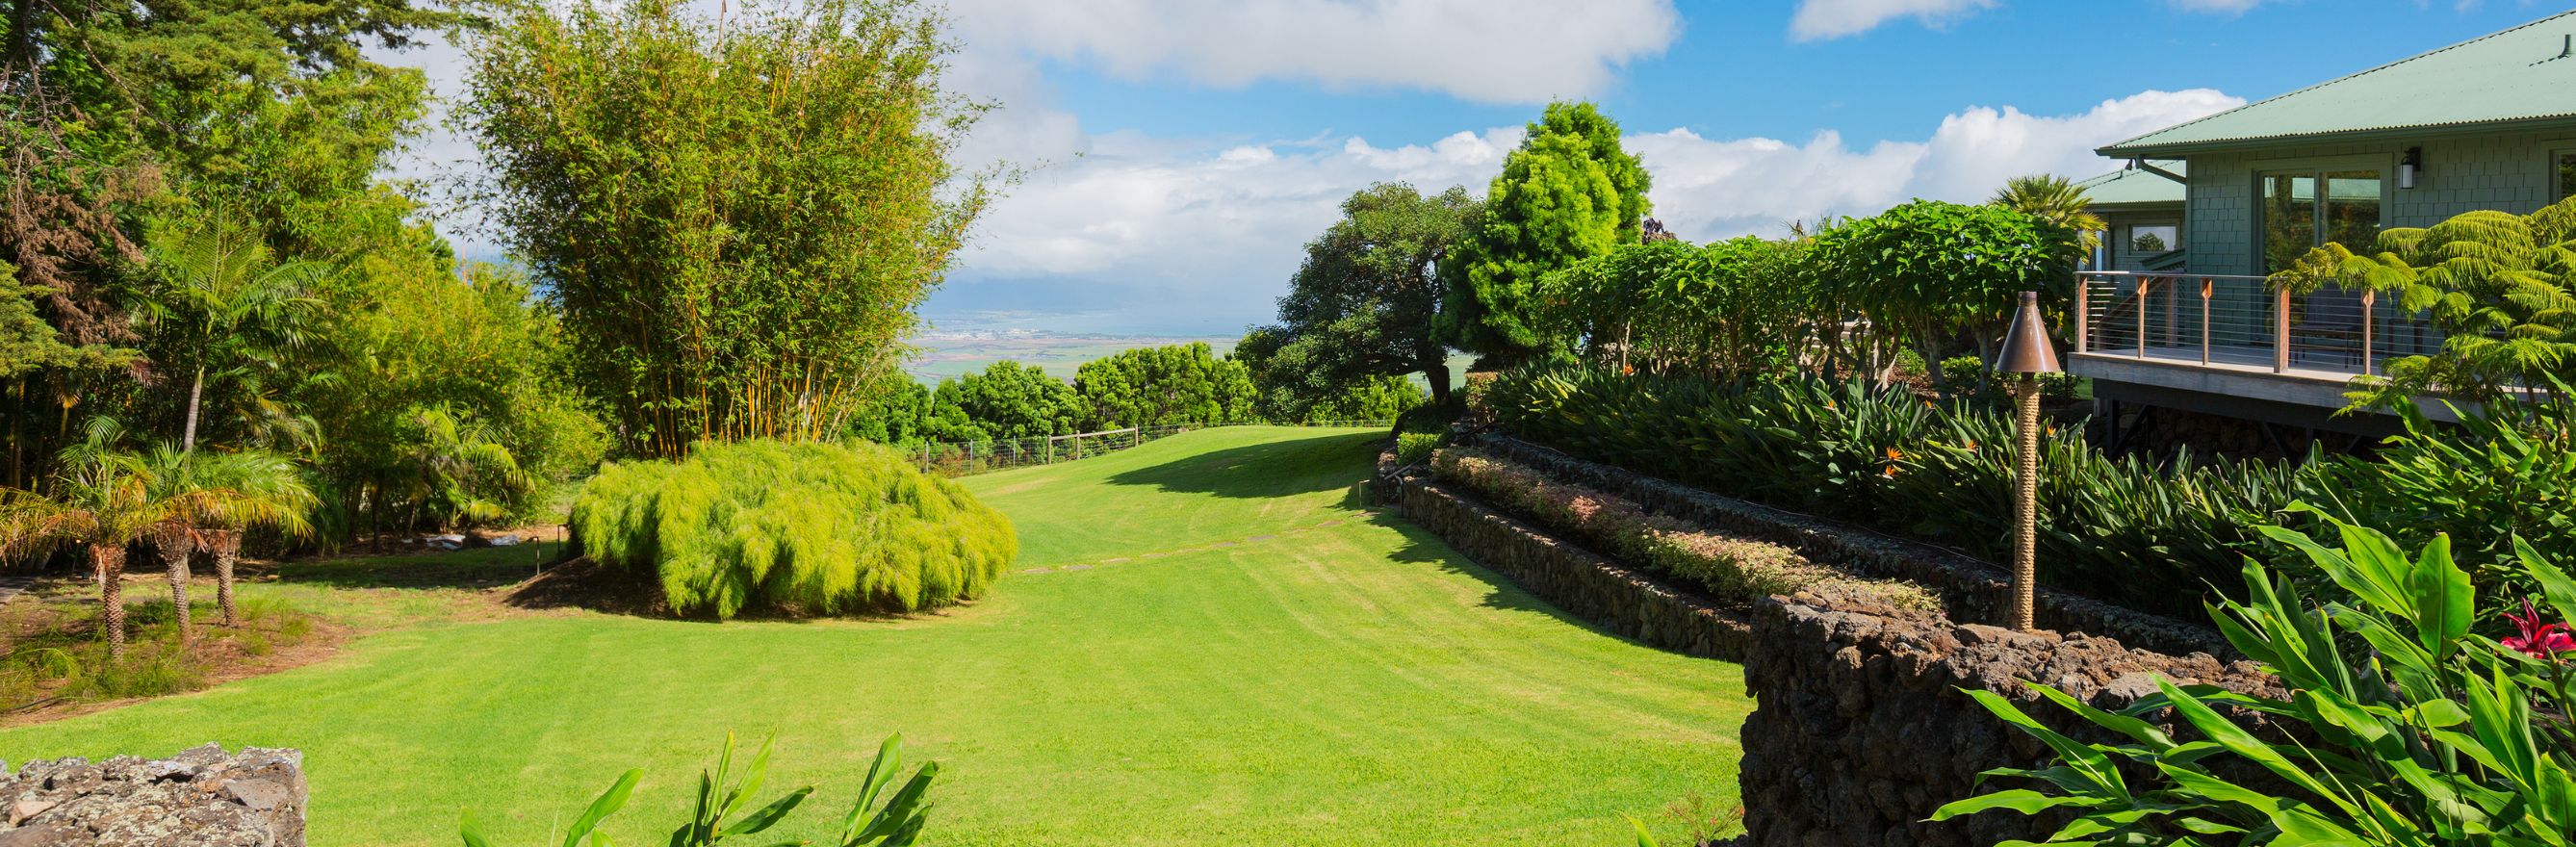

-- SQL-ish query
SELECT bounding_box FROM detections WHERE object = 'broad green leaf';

[462,810,497,847]
[1929,788,2093,821]
[717,787,812,837]
[567,769,645,847]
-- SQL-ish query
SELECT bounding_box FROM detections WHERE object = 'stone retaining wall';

[1,745,306,846]
[1470,434,2228,656]
[1395,477,1750,659]
[1737,591,2276,847]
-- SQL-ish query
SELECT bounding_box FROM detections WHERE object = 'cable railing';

[2074,271,2444,377]
[909,420,1394,477]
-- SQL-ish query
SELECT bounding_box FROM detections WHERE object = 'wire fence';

[911,421,1394,477]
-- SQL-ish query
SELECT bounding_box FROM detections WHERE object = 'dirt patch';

[499,557,669,617]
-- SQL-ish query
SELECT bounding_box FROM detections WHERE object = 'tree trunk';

[182,364,205,452]
[91,544,127,661]
[1425,358,1452,407]
[152,524,193,641]
[211,529,242,628]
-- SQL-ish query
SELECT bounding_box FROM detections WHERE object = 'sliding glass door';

[2261,168,2381,272]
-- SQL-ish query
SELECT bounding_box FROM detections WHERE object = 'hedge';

[1482,364,2306,619]
[1430,447,1936,611]
[571,439,1018,619]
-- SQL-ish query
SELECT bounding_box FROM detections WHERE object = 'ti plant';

[1933,513,2576,845]
[460,733,937,847]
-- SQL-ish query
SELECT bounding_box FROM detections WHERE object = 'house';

[2070,10,2576,445]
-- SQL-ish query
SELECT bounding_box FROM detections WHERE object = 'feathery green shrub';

[1429,447,1935,611]
[571,440,1017,619]
[1483,364,2306,618]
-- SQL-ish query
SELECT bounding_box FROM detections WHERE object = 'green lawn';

[0,426,1749,846]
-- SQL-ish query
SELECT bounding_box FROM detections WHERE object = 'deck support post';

[2200,278,2212,366]
[2361,289,2376,376]
[2074,281,2089,353]
[2136,278,2151,359]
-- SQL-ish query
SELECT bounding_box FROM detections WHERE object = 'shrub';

[1429,447,1934,610]
[1937,519,2576,843]
[570,440,1017,619]
[1393,432,1443,467]
[1484,363,2305,618]
[2315,398,2576,615]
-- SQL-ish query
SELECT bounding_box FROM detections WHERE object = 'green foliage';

[1937,355,2078,404]
[464,0,992,455]
[2315,398,2576,614]
[1485,364,2306,618]
[461,733,937,847]
[1441,102,1650,363]
[1937,520,2576,845]
[1235,327,1428,424]
[1534,235,1818,377]
[569,439,1017,619]
[1812,200,2081,385]
[1251,182,1480,409]
[133,204,327,451]
[1990,173,2105,252]
[1430,447,1934,611]
[2275,195,2576,409]
[935,361,1081,442]
[1072,342,1258,430]
[1393,431,1443,466]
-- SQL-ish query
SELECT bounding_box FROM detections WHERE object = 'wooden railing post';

[2274,287,2292,373]
[2200,278,2213,366]
[2074,279,2090,353]
[2136,278,2151,359]
[2361,288,2377,376]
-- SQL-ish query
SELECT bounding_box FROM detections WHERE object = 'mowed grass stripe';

[0,426,1748,846]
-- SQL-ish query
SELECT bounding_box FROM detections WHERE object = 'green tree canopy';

[1813,199,2080,384]
[1253,183,1478,408]
[1072,342,1257,430]
[463,0,992,456]
[1439,101,1650,365]
[1990,174,2104,252]
[936,362,1080,442]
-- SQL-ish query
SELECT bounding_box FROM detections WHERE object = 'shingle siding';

[2183,130,2576,275]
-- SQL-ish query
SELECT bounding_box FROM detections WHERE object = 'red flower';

[2503,600,2576,659]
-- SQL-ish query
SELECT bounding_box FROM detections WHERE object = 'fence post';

[2274,287,2292,373]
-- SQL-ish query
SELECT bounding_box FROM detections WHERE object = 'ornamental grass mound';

[569,439,1018,619]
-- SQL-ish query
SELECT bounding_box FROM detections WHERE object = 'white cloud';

[1789,0,1997,41]
[942,0,1682,103]
[943,89,2244,331]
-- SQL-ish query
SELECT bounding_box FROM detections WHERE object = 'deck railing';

[2074,271,2443,377]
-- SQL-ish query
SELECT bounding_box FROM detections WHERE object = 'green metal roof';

[2075,161,2186,208]
[2100,11,2576,157]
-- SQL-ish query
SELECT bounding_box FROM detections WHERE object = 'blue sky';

[384,0,2560,336]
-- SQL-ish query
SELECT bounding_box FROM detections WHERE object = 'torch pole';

[2011,372,2041,631]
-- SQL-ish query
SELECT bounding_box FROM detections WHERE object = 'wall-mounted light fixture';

[2400,146,2424,190]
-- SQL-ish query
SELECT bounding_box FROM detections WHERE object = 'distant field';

[905,335,1236,384]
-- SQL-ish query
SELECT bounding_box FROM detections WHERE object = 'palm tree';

[1991,173,2105,251]
[0,420,197,659]
[135,207,324,452]
[140,446,317,637]
[180,450,316,629]
[391,406,527,531]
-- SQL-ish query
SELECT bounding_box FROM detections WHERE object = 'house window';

[2128,223,2179,253]
[2558,150,2575,200]
[2262,169,2382,272]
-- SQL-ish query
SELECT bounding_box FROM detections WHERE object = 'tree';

[141,444,316,638]
[1990,174,2104,252]
[1815,200,2081,387]
[1072,343,1258,430]
[2274,195,2576,409]
[134,206,324,452]
[178,449,316,628]
[0,420,208,658]
[464,0,993,456]
[1440,101,1651,364]
[936,362,1079,441]
[1255,184,1479,409]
